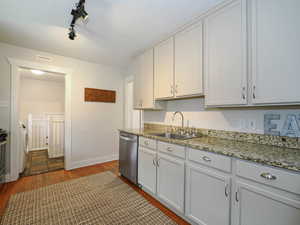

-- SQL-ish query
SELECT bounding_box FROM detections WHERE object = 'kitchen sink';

[149,132,200,140]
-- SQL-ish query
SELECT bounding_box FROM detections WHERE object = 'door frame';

[7,58,72,181]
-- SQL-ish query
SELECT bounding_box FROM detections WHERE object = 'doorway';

[19,68,65,176]
[8,58,72,182]
[124,77,142,129]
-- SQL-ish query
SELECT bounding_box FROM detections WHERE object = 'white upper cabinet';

[134,49,164,110]
[174,22,204,98]
[154,37,175,100]
[250,0,300,105]
[204,0,247,107]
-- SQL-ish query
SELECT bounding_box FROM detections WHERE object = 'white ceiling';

[0,0,223,67]
[20,68,65,83]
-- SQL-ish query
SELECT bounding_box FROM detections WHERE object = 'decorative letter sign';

[264,113,300,137]
[85,88,116,103]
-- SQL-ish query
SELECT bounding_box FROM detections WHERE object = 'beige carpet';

[0,172,177,225]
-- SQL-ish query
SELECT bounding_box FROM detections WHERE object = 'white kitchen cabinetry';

[250,0,300,105]
[134,49,164,109]
[234,181,300,225]
[157,153,185,213]
[154,38,174,100]
[174,22,204,98]
[138,147,157,195]
[186,157,231,225]
[204,0,247,107]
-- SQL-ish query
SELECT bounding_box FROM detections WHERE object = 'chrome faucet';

[172,111,184,128]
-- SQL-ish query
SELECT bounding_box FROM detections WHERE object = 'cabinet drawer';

[188,148,231,173]
[139,137,157,150]
[237,160,300,195]
[157,141,185,159]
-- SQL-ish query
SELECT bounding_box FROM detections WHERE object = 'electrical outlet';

[249,119,256,130]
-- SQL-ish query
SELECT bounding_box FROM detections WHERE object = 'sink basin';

[149,132,200,140]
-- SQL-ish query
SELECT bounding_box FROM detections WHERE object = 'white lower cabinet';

[234,181,300,225]
[138,141,300,225]
[138,147,157,195]
[185,163,231,225]
[157,153,185,213]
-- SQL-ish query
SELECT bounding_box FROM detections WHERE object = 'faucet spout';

[172,111,184,128]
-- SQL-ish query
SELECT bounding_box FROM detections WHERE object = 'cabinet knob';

[202,156,212,162]
[166,147,173,152]
[260,172,276,180]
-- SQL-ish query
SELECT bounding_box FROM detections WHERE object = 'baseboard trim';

[69,154,119,170]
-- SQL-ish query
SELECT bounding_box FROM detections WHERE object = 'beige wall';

[0,42,124,168]
[19,77,65,122]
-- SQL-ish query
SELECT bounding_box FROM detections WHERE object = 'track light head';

[68,27,76,40]
[68,0,88,40]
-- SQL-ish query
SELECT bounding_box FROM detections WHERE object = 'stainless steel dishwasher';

[119,132,138,184]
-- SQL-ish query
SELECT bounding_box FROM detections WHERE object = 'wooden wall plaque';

[85,88,116,103]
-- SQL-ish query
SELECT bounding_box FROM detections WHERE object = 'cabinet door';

[186,164,231,225]
[175,22,203,98]
[140,49,155,109]
[235,181,300,225]
[138,147,157,195]
[154,38,174,100]
[204,0,247,107]
[250,0,300,105]
[157,153,185,213]
[133,57,142,109]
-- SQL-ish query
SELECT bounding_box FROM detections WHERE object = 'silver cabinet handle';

[152,159,156,167]
[225,183,229,198]
[175,84,178,94]
[170,84,174,95]
[166,147,173,152]
[242,86,246,100]
[235,191,239,202]
[202,156,212,162]
[260,172,276,180]
[253,85,256,99]
[157,158,160,167]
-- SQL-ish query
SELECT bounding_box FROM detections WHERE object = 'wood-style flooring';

[22,150,64,176]
[0,160,190,225]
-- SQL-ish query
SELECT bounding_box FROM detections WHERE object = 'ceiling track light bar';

[68,0,88,40]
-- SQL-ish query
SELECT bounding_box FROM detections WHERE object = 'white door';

[175,22,203,98]
[154,37,174,100]
[250,0,300,105]
[47,114,64,158]
[235,181,300,225]
[185,164,231,225]
[125,79,141,129]
[204,0,247,107]
[138,147,157,195]
[157,153,185,213]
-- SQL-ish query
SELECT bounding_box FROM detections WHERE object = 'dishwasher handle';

[120,135,136,142]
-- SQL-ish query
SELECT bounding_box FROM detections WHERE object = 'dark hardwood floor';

[0,160,190,225]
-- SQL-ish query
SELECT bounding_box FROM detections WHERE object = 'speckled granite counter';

[119,128,300,172]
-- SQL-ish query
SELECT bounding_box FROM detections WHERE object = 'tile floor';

[22,150,64,176]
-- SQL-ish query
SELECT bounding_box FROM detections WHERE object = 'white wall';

[0,42,124,169]
[144,98,300,134]
[19,77,65,122]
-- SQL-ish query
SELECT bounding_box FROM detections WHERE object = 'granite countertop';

[120,128,300,172]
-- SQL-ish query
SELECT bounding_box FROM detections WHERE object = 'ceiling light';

[31,70,45,75]
[68,0,89,40]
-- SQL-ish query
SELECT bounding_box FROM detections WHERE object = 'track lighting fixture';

[68,0,88,40]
